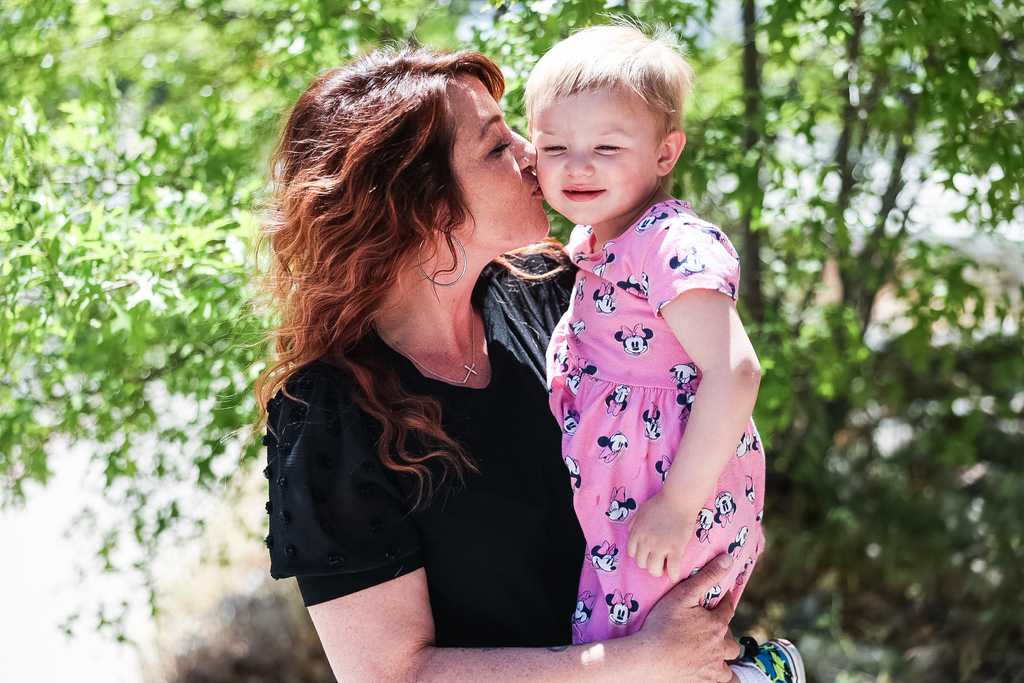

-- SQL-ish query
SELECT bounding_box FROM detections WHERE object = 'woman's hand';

[630,553,742,682]
[626,489,700,582]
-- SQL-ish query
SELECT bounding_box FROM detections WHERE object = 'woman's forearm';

[415,638,642,682]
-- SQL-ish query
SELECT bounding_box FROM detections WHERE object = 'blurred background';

[1,0,1021,681]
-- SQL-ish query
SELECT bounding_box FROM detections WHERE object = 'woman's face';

[448,76,549,254]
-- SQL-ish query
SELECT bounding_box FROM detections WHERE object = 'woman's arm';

[309,554,742,682]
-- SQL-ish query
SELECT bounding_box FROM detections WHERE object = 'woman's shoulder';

[264,359,421,584]
[266,359,353,429]
[272,358,348,400]
[480,243,576,310]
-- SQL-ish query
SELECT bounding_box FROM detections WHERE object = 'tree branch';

[857,91,920,331]
[833,7,865,296]
[740,0,766,325]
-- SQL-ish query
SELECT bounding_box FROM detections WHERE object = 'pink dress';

[546,199,766,644]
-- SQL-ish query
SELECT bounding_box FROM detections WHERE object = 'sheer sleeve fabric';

[263,361,423,605]
[478,249,575,384]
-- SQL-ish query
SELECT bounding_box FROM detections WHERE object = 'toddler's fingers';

[648,552,665,577]
[635,548,651,570]
[626,533,638,559]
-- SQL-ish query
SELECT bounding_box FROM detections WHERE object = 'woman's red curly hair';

[253,46,562,508]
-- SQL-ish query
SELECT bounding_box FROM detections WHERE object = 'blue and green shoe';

[732,636,806,683]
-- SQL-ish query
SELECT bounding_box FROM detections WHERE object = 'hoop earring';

[419,235,468,287]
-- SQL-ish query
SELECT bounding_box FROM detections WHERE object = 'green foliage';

[2,0,1022,679]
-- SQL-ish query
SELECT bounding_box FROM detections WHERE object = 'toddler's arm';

[627,289,761,581]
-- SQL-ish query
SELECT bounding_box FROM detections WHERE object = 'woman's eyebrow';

[479,114,503,140]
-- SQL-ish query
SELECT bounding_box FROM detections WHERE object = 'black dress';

[263,255,586,647]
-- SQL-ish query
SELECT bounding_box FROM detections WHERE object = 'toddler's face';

[532,88,677,234]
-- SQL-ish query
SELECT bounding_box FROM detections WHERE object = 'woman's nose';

[512,131,536,171]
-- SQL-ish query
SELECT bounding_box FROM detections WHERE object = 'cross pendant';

[462,363,479,383]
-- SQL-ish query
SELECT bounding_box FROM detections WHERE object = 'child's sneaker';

[730,636,806,683]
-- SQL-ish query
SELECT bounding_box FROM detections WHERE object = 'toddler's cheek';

[535,156,558,190]
[535,159,570,216]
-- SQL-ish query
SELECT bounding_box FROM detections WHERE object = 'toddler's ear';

[656,129,686,177]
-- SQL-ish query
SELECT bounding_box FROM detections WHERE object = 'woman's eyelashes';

[489,140,512,157]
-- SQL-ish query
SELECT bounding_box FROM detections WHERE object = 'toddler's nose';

[566,152,595,178]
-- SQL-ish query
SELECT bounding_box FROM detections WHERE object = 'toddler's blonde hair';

[524,21,695,134]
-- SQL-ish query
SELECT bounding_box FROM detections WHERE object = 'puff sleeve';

[263,361,423,605]
[641,217,742,316]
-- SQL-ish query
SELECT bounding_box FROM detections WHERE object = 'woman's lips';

[531,184,544,199]
[563,189,605,202]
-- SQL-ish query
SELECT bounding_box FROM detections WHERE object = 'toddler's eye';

[541,146,566,155]
[596,145,622,152]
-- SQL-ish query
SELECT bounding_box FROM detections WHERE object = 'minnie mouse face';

[605,591,640,626]
[574,277,586,303]
[563,454,581,489]
[668,247,705,275]
[563,409,580,435]
[736,432,761,458]
[642,405,662,440]
[713,491,737,526]
[553,344,570,372]
[636,215,658,233]
[596,432,629,464]
[605,486,637,523]
[604,384,630,416]
[695,507,714,544]
[670,363,699,390]
[728,526,749,557]
[573,591,595,624]
[634,210,668,233]
[614,324,654,357]
[745,475,755,504]
[655,454,673,483]
[615,272,650,299]
[677,391,695,420]
[593,243,616,277]
[593,283,617,315]
[566,359,598,395]
[590,540,619,572]
[571,319,586,338]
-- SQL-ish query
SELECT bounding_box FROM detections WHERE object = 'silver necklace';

[380,317,481,385]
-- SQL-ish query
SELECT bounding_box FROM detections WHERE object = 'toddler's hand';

[627,491,696,583]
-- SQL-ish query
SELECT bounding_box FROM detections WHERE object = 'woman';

[255,46,743,681]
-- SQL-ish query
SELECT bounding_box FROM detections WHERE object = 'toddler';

[528,24,803,683]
